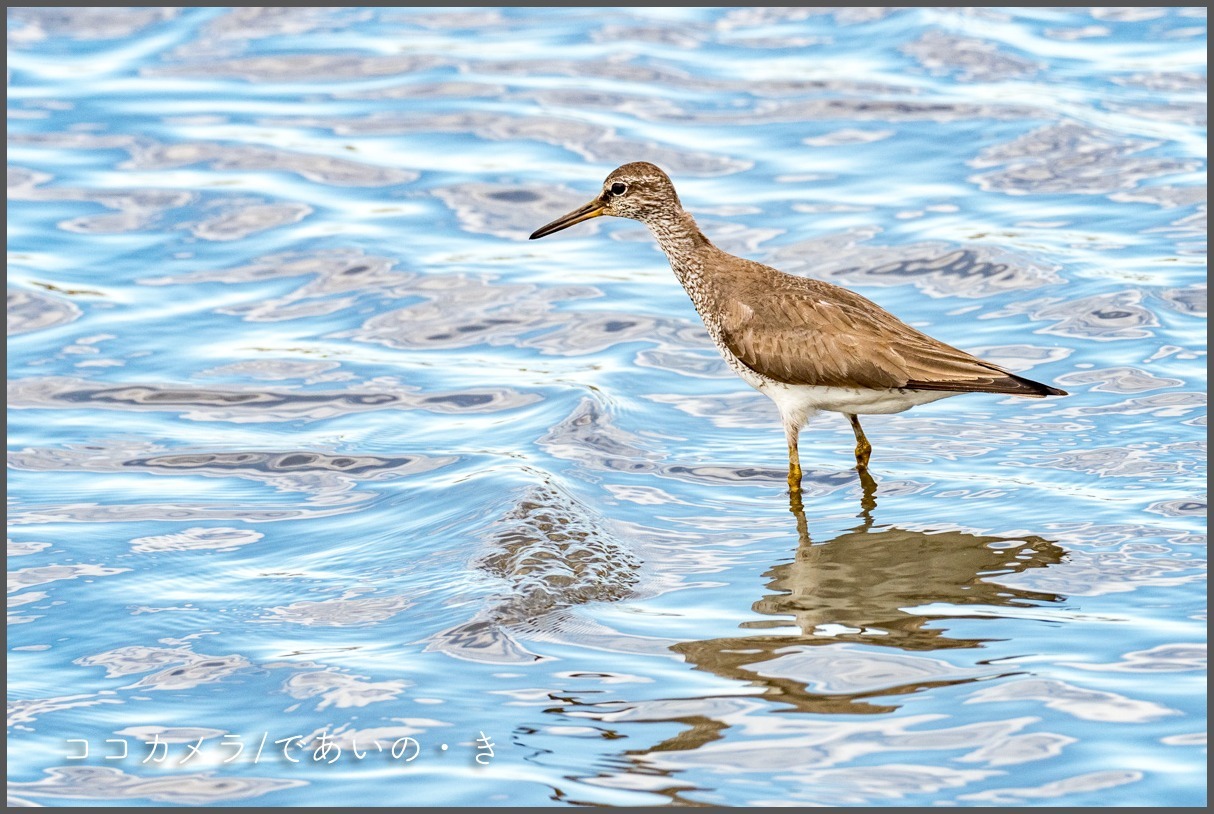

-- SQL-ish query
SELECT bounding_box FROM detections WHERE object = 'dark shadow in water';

[428,480,642,663]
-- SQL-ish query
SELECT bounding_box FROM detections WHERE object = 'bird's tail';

[906,372,1068,398]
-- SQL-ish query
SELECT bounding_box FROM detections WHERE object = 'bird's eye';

[610,182,628,196]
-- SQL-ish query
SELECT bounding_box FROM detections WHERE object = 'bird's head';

[529,162,681,240]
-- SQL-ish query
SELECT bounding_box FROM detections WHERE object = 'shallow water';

[7,7,1206,807]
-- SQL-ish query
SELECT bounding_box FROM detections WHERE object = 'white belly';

[756,378,959,429]
[716,339,961,428]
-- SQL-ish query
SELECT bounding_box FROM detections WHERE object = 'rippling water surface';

[7,7,1206,807]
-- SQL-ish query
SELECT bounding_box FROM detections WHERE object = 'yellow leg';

[787,440,803,490]
[785,424,803,512]
[847,414,872,472]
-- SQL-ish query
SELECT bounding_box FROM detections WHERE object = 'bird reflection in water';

[553,483,1069,797]
[670,480,1068,723]
[672,477,1066,719]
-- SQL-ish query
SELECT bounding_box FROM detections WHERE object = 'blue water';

[7,7,1206,807]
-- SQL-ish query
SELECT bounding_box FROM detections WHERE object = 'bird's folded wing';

[718,282,1031,394]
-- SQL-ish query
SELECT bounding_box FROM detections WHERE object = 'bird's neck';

[643,208,714,292]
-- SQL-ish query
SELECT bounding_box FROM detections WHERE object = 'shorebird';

[529,162,1066,504]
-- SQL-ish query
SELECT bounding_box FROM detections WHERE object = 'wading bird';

[530,162,1066,506]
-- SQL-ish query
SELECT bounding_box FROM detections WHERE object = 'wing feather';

[714,262,1063,397]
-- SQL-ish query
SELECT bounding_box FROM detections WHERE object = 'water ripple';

[8,767,304,805]
[129,527,264,553]
[7,6,1205,808]
[7,288,82,336]
[8,376,536,421]
[431,481,641,663]
[971,122,1201,197]
[76,644,252,691]
[9,7,180,40]
[766,227,1063,299]
[263,595,413,628]
[902,30,1040,82]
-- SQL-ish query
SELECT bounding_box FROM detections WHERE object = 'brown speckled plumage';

[530,162,1067,502]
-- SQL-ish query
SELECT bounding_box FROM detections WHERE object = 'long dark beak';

[529,197,607,240]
